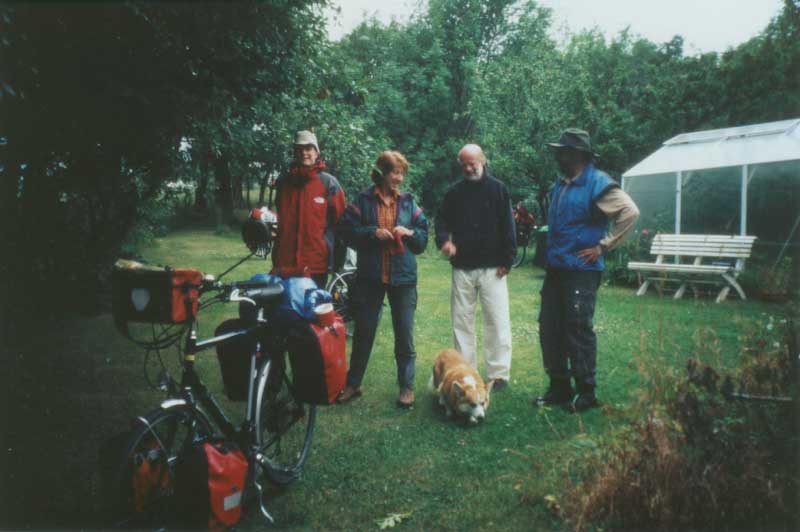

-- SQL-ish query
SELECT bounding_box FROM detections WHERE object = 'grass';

[1,227,788,530]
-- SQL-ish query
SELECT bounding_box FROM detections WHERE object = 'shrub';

[561,320,799,531]
[604,228,655,286]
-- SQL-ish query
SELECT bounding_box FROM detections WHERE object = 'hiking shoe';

[336,385,362,404]
[490,379,509,391]
[567,393,599,413]
[397,388,415,409]
[534,383,574,406]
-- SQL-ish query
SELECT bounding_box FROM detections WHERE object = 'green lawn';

[3,227,786,530]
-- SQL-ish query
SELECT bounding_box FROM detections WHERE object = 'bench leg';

[716,286,731,303]
[636,279,651,296]
[721,273,747,301]
[674,282,688,300]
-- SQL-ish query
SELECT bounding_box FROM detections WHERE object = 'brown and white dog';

[430,349,492,425]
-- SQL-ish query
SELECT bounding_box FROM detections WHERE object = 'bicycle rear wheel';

[108,406,213,529]
[512,245,527,268]
[254,357,316,485]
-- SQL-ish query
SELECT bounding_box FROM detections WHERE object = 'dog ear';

[452,380,463,398]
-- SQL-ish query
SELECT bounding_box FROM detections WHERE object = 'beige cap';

[294,130,319,152]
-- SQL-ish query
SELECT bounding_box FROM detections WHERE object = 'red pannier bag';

[174,440,248,530]
[286,313,347,405]
[130,436,171,514]
[112,259,203,325]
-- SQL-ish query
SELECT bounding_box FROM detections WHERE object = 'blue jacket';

[337,187,429,285]
[546,164,618,271]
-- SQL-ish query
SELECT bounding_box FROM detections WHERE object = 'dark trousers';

[347,280,417,389]
[538,269,602,390]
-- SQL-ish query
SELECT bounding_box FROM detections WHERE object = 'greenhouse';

[623,118,800,261]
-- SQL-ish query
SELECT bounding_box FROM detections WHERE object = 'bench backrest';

[650,234,756,259]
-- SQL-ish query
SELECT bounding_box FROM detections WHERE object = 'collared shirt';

[375,187,399,284]
[558,170,640,252]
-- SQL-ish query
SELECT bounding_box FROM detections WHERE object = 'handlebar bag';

[173,439,248,530]
[112,259,203,324]
[286,314,346,404]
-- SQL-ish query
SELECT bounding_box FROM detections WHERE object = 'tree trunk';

[231,166,244,209]
[214,152,234,223]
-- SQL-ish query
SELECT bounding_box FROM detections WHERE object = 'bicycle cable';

[214,251,256,282]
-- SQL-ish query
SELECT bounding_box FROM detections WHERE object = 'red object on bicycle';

[174,440,248,530]
[131,438,170,514]
[287,313,347,404]
[112,260,203,325]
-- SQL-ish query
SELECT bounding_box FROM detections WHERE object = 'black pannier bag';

[214,319,258,402]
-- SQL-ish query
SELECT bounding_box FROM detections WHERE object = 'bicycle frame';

[155,312,276,442]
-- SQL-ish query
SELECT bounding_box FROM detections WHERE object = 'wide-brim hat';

[546,128,596,156]
[294,130,319,152]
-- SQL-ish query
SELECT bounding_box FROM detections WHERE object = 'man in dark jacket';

[435,144,516,389]
[271,130,346,287]
[535,129,639,413]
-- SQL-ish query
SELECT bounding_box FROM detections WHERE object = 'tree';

[0,1,328,334]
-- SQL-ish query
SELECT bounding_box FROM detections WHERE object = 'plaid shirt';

[375,187,399,284]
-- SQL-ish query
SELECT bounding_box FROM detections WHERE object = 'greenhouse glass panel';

[680,166,741,235]
[624,173,675,233]
[747,160,800,257]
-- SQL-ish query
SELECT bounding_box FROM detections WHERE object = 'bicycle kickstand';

[253,455,275,524]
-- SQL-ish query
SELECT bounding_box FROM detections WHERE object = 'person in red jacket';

[271,130,346,287]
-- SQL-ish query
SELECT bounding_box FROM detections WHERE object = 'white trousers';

[451,267,512,380]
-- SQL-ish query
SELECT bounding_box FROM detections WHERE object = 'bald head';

[458,144,486,181]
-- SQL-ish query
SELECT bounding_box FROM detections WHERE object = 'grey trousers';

[346,280,417,389]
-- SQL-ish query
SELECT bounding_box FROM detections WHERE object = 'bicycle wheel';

[254,356,316,485]
[512,245,527,268]
[326,270,355,323]
[108,405,213,529]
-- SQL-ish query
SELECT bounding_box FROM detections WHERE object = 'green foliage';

[2,1,328,329]
[561,321,798,531]
[4,0,798,329]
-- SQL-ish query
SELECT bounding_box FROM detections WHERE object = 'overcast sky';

[325,0,785,54]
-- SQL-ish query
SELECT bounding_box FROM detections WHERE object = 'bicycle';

[107,211,317,529]
[326,246,357,328]
[512,203,538,268]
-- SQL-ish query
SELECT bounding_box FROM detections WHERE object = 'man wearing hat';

[535,128,639,412]
[271,130,346,287]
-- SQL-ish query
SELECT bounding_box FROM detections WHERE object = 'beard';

[464,168,483,181]
[557,160,572,176]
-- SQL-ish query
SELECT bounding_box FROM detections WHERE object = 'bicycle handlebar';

[199,275,284,306]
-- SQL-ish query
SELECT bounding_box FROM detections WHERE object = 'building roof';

[623,118,800,178]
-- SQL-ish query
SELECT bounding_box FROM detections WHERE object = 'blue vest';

[546,164,617,271]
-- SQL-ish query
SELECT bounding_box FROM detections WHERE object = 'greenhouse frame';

[622,118,800,258]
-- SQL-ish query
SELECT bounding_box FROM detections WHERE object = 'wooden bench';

[628,234,757,303]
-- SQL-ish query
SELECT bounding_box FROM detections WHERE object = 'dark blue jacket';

[546,164,618,271]
[337,187,428,285]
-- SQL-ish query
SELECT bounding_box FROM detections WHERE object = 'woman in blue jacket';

[335,151,428,408]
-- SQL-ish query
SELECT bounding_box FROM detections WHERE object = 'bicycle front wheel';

[254,357,316,485]
[108,405,213,529]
